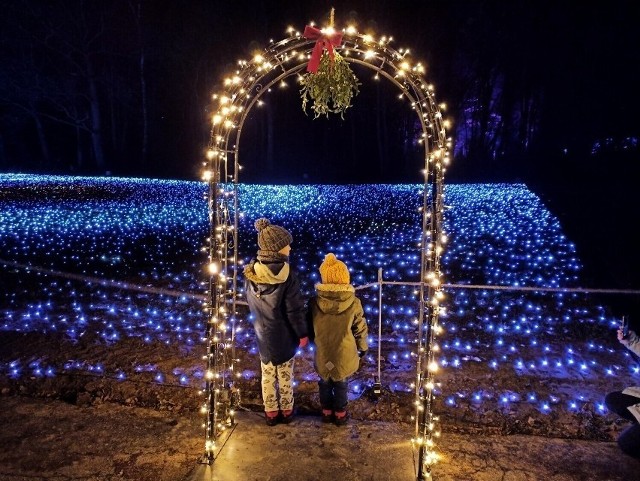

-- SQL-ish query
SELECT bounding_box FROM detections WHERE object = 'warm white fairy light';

[206,15,451,465]
[0,13,608,474]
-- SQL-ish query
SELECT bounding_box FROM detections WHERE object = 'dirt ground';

[0,272,640,481]
[0,321,630,442]
[2,175,640,480]
[1,175,637,443]
[1,387,639,481]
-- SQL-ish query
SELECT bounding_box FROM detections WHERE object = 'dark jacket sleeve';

[284,269,308,339]
[306,299,316,342]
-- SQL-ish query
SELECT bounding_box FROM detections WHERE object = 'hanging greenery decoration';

[300,51,361,119]
[300,10,361,119]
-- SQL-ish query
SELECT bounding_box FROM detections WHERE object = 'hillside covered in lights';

[0,174,634,439]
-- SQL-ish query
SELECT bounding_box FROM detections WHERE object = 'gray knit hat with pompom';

[255,218,293,252]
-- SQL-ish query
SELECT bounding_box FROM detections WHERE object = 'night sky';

[199,0,640,184]
[1,0,638,183]
[1,1,639,304]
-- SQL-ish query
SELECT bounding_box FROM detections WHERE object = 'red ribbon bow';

[303,25,343,73]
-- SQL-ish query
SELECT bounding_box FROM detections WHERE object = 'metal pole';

[374,268,382,396]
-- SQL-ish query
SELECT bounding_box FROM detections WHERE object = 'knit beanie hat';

[255,218,293,252]
[319,253,350,285]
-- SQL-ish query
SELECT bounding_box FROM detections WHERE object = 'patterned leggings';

[260,358,295,412]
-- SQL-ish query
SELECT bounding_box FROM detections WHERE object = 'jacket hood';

[314,283,356,314]
[244,261,290,285]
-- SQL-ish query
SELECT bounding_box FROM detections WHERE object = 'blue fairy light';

[0,174,633,424]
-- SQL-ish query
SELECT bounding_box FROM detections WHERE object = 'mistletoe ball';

[300,52,361,119]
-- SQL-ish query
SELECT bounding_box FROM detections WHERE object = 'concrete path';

[0,396,638,481]
[186,410,638,481]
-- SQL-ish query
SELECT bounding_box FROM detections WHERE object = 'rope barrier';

[383,279,640,295]
[4,256,639,459]
[3,258,639,301]
[0,258,207,301]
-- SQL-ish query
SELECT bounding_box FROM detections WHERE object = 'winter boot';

[321,409,334,423]
[265,411,279,426]
[334,410,349,426]
[280,409,295,424]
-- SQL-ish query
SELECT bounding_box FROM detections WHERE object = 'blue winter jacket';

[244,259,307,365]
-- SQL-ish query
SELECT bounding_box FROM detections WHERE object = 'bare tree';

[0,0,141,173]
[130,0,148,166]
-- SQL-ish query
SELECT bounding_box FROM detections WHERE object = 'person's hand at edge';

[618,328,631,346]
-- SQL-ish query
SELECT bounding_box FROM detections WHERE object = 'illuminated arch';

[201,22,451,480]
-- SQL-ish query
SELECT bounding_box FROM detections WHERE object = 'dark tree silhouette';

[0,0,637,182]
[0,0,143,173]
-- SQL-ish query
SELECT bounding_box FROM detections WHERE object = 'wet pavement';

[0,395,638,481]
[186,409,639,481]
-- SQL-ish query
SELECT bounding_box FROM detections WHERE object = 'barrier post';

[374,268,383,396]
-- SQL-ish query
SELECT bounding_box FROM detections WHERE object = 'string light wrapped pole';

[201,15,451,477]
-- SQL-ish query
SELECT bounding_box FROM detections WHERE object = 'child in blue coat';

[244,218,308,425]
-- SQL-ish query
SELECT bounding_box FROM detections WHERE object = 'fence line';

[3,259,640,303]
[0,259,207,301]
[380,280,640,295]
